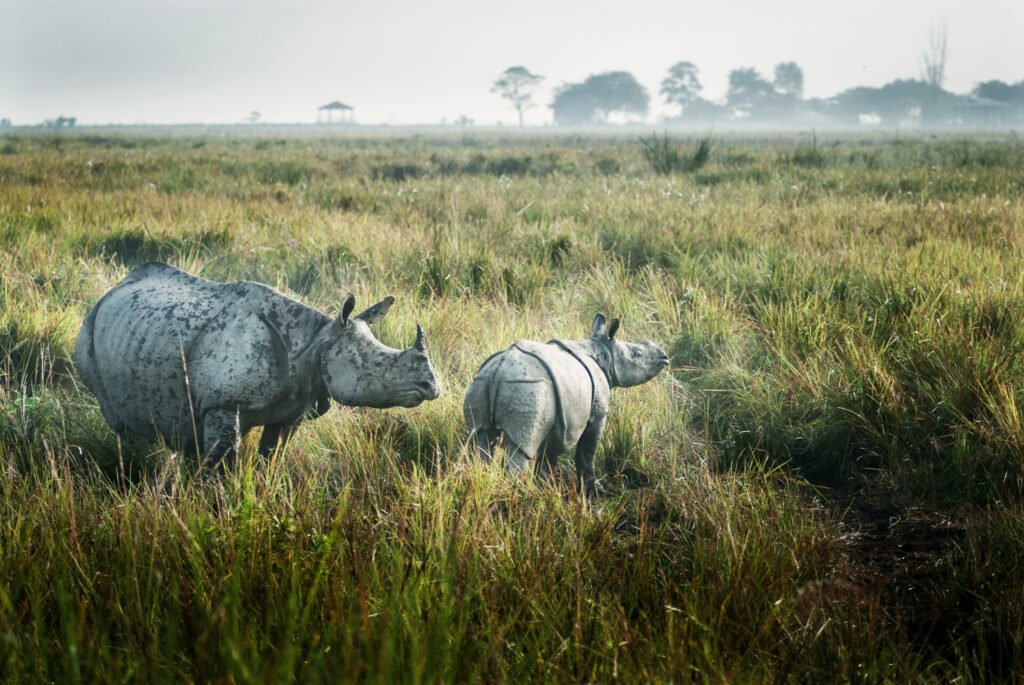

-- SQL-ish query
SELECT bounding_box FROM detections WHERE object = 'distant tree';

[248,111,261,123]
[660,61,702,115]
[972,80,1012,101]
[830,79,958,125]
[773,62,804,99]
[550,83,597,125]
[727,68,775,115]
[921,22,948,89]
[0,118,11,128]
[587,71,649,122]
[492,66,544,127]
[551,71,649,125]
[972,80,1024,104]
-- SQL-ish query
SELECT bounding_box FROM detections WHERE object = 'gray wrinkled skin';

[464,314,669,494]
[75,262,440,472]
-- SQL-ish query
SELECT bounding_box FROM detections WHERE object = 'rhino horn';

[414,323,428,352]
[355,296,395,324]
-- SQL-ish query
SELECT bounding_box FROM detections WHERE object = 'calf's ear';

[591,313,607,337]
[355,296,395,324]
[334,293,356,329]
[606,318,620,341]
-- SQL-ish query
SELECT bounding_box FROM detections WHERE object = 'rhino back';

[84,264,252,441]
[185,284,329,424]
[467,342,594,457]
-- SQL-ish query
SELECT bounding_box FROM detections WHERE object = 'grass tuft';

[639,133,712,174]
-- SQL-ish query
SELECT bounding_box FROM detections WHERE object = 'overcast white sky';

[1,0,1021,126]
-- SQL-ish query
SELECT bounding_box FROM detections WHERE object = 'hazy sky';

[2,0,1022,126]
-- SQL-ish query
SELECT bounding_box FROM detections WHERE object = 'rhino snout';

[416,379,441,401]
[643,341,670,369]
[396,380,440,408]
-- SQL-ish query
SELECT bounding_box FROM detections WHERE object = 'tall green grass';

[1,130,1023,680]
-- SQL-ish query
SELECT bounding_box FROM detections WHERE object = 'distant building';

[957,97,1017,128]
[318,101,354,124]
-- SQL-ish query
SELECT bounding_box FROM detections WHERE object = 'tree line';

[493,61,1024,128]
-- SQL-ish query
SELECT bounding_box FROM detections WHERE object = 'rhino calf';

[75,262,440,471]
[464,314,669,494]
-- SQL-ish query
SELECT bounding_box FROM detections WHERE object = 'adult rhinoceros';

[463,314,669,494]
[75,261,440,471]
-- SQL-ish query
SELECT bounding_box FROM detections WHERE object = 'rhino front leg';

[258,421,300,458]
[202,408,242,475]
[574,417,607,496]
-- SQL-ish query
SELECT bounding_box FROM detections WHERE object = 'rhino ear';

[591,313,607,337]
[606,318,620,341]
[335,293,356,328]
[414,324,427,352]
[355,296,395,325]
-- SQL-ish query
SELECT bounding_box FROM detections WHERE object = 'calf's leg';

[469,428,498,463]
[536,444,560,485]
[504,437,534,478]
[574,417,606,496]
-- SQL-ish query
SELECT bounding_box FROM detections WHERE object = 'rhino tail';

[464,372,493,435]
[464,349,504,431]
[485,353,514,431]
[464,358,512,464]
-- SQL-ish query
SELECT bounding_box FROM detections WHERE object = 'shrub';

[372,163,423,182]
[639,133,712,174]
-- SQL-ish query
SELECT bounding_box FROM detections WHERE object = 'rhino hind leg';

[202,408,242,475]
[536,443,561,484]
[258,421,300,459]
[470,427,533,477]
[469,427,498,463]
[471,427,534,476]
[502,437,533,477]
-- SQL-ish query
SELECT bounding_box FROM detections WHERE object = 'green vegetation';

[639,133,713,174]
[1,129,1023,681]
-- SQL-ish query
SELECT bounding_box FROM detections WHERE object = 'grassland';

[1,128,1023,681]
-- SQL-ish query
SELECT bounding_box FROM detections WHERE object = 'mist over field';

[2,0,1022,127]
[2,129,1024,679]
